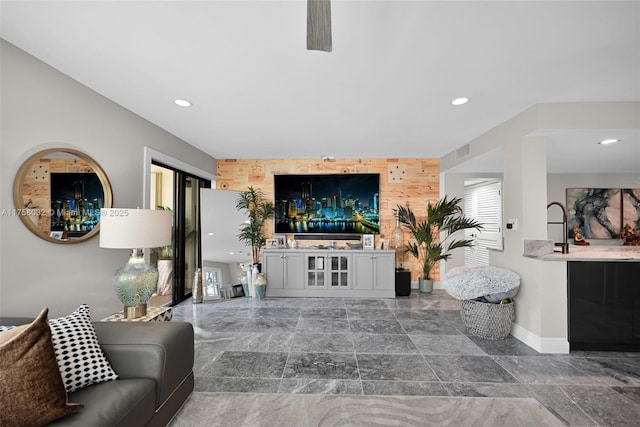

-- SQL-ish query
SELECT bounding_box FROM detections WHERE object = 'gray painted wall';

[0,40,216,319]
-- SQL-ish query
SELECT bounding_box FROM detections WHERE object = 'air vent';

[455,144,470,159]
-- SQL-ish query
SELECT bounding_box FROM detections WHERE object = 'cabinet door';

[568,262,633,346]
[353,253,375,290]
[353,252,395,290]
[621,262,640,344]
[328,254,350,289]
[305,254,327,288]
[373,252,395,290]
[263,251,285,289]
[283,252,304,289]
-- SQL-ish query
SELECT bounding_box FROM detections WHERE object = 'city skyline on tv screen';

[274,173,380,235]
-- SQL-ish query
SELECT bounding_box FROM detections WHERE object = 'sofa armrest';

[92,321,194,410]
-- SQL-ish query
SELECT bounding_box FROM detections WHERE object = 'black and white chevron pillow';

[48,305,118,393]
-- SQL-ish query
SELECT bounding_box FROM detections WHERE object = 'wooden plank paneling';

[216,158,441,280]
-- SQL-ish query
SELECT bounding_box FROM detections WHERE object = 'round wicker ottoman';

[460,299,515,340]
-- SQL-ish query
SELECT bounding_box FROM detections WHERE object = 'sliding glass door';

[177,174,206,303]
[149,162,210,306]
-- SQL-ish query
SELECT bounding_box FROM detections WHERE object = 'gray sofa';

[2,318,194,427]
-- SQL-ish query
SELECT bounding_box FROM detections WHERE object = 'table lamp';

[99,208,172,318]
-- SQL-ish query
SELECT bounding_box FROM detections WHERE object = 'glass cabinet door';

[329,255,349,288]
[306,255,326,287]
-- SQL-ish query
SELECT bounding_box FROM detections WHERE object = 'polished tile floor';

[172,290,640,426]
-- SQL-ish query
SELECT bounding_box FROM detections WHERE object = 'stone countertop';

[523,243,640,262]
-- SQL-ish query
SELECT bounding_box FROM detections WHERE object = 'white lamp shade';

[99,209,172,249]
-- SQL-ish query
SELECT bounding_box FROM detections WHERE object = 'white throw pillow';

[48,304,118,393]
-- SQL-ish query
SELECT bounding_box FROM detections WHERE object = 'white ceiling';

[1,0,639,173]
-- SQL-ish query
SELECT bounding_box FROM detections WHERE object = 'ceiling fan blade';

[307,0,332,52]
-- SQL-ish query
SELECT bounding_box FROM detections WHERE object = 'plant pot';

[418,278,433,294]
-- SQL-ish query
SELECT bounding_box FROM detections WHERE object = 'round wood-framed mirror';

[13,148,113,244]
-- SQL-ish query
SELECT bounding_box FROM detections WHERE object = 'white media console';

[262,248,396,298]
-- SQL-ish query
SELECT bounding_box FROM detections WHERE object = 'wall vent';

[455,144,470,159]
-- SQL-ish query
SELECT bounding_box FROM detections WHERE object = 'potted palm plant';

[236,186,275,267]
[395,196,482,293]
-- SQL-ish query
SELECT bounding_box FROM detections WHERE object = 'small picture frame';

[362,234,374,249]
[266,239,279,249]
[50,231,63,240]
[275,235,286,248]
[377,238,387,250]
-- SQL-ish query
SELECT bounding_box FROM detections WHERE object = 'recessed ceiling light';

[451,97,470,106]
[207,232,214,236]
[598,138,620,145]
[173,99,192,107]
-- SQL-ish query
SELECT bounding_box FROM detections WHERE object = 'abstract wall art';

[566,188,640,239]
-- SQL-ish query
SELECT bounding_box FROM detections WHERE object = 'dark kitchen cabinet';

[568,261,639,351]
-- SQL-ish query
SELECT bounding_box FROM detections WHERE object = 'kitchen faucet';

[547,202,569,254]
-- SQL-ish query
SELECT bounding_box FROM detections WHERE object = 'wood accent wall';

[216,158,441,281]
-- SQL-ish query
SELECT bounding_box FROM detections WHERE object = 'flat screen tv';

[274,173,380,235]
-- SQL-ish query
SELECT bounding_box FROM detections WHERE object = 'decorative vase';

[390,212,405,269]
[249,264,259,297]
[240,273,249,297]
[419,278,433,294]
[192,268,203,304]
[255,273,267,299]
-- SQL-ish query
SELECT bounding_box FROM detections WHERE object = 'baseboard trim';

[511,323,570,354]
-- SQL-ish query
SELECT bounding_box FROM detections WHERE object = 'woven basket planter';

[460,299,515,340]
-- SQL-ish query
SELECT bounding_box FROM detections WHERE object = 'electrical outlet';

[506,218,518,230]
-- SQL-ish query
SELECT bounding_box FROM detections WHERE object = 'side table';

[101,306,173,322]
